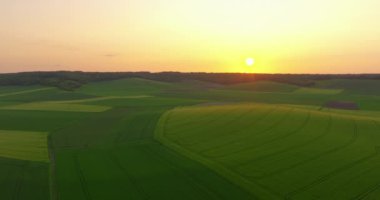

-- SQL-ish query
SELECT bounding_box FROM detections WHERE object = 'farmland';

[0,76,380,199]
[156,103,380,199]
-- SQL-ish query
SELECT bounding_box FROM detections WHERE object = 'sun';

[246,58,255,66]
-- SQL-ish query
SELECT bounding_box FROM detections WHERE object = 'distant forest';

[0,71,379,91]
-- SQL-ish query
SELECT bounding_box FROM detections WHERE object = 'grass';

[156,103,380,199]
[0,130,49,162]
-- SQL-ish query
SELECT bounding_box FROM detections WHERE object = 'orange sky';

[0,0,379,73]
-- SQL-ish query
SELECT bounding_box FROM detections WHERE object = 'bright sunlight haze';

[0,0,379,73]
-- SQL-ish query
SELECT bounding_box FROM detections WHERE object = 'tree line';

[0,71,379,91]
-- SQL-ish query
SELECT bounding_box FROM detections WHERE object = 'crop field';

[0,130,48,162]
[0,77,379,199]
[156,103,380,199]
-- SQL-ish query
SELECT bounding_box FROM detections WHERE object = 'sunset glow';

[1,0,379,73]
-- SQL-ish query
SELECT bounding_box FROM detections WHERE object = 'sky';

[0,0,379,73]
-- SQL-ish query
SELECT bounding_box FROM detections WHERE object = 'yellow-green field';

[0,130,49,162]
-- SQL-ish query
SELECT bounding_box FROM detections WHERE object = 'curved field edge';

[154,109,281,199]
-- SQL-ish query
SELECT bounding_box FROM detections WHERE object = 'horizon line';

[1,70,380,76]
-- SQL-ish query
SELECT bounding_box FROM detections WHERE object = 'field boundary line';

[155,110,282,200]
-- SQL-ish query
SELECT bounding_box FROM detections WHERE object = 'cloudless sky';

[0,0,379,73]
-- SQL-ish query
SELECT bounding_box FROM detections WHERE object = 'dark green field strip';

[0,110,90,132]
[0,88,96,103]
[108,150,150,200]
[55,143,254,200]
[17,162,50,200]
[0,161,24,200]
[0,158,49,200]
[51,108,131,149]
[52,107,169,149]
[112,145,216,200]
[55,150,92,200]
[76,150,146,200]
[141,144,254,200]
[113,143,254,200]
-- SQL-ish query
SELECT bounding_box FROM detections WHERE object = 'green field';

[156,103,380,199]
[0,77,380,199]
[0,130,48,162]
